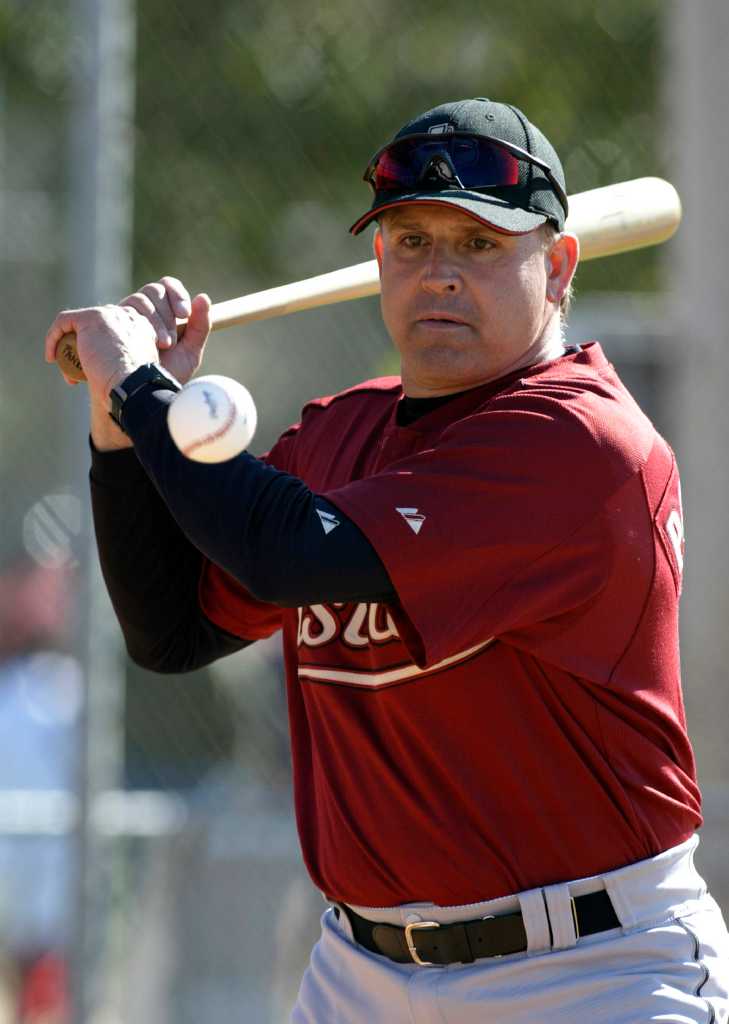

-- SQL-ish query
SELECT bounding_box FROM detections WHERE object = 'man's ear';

[546,232,579,305]
[373,227,384,272]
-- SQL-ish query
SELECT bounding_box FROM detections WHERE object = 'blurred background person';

[0,559,81,1024]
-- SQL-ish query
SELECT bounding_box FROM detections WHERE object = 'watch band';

[109,363,182,434]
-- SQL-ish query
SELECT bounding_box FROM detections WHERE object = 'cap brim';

[349,190,549,236]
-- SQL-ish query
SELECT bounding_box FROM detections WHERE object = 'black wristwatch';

[109,363,182,434]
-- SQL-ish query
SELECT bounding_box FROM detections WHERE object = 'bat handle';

[56,332,86,382]
[54,319,191,384]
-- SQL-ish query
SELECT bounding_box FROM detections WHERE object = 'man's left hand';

[44,279,212,409]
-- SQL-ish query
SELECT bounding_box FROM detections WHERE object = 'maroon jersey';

[200,343,701,907]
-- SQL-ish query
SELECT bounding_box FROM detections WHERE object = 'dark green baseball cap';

[350,97,568,235]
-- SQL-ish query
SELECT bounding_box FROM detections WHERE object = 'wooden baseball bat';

[55,177,681,383]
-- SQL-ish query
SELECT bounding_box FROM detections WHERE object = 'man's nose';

[420,246,462,294]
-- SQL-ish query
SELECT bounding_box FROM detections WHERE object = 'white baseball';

[167,374,257,463]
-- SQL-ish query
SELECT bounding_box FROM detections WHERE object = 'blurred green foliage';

[132,0,666,294]
[0,0,666,297]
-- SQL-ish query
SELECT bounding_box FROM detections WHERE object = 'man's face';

[374,204,576,397]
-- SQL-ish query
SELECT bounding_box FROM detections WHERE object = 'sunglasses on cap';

[363,131,569,220]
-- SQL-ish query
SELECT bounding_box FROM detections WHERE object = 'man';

[45,98,729,1022]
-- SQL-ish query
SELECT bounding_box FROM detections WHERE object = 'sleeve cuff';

[89,387,177,488]
[89,436,146,487]
[122,386,176,442]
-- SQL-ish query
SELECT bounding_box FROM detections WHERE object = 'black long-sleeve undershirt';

[91,389,394,672]
[91,384,463,673]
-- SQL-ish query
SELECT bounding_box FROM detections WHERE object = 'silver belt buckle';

[404,920,442,966]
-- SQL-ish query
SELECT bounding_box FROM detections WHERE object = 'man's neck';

[402,323,569,399]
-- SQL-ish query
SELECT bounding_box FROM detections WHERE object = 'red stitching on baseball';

[181,384,239,456]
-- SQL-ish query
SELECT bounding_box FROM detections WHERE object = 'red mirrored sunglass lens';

[370,137,521,192]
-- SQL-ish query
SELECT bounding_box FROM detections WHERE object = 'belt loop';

[517,888,551,955]
[330,901,355,941]
[543,883,578,950]
[603,879,635,929]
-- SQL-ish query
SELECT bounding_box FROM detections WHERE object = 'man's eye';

[402,234,425,247]
[470,237,493,250]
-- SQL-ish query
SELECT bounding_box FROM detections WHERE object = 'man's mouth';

[416,313,469,326]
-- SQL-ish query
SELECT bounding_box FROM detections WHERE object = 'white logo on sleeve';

[396,507,426,535]
[666,508,684,571]
[316,509,340,535]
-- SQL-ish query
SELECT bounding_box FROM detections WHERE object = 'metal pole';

[664,0,729,911]
[67,1,136,1020]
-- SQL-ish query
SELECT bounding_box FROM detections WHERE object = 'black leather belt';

[336,889,620,966]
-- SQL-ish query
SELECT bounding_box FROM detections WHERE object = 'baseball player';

[45,98,729,1022]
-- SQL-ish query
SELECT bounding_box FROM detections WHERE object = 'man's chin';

[400,353,489,396]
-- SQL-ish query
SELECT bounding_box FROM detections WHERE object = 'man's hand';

[44,278,211,451]
[115,278,212,386]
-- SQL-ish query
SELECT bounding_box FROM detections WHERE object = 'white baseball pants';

[291,835,729,1023]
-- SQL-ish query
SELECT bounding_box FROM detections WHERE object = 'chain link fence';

[0,1,725,1021]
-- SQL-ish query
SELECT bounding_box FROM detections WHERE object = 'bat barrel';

[567,177,682,261]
